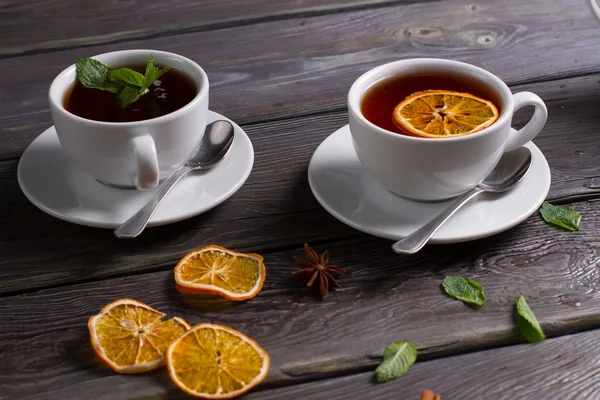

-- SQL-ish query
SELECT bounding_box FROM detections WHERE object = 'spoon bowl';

[186,120,236,169]
[478,147,532,192]
[391,147,532,254]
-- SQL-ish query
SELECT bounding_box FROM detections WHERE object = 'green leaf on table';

[515,295,545,343]
[375,340,417,383]
[75,54,171,108]
[539,202,581,231]
[442,276,486,308]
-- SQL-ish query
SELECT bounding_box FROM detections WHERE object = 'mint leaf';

[141,54,171,93]
[75,54,171,109]
[108,68,145,88]
[76,58,123,94]
[539,202,581,231]
[515,295,545,343]
[118,86,141,108]
[375,341,417,383]
[442,276,486,308]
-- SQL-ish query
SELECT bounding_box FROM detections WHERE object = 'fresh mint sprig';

[75,54,170,108]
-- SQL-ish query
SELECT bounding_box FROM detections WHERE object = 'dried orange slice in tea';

[174,245,266,300]
[393,90,499,138]
[88,298,190,374]
[167,323,270,399]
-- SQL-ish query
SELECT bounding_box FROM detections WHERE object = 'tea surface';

[361,73,501,135]
[64,66,197,123]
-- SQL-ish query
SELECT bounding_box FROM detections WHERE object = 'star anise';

[293,243,346,295]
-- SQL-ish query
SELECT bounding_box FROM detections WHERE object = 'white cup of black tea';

[49,49,209,190]
[348,58,548,201]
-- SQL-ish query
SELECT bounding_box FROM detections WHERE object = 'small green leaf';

[539,202,581,231]
[76,58,122,94]
[118,86,141,108]
[442,276,486,308]
[515,295,545,343]
[108,68,145,88]
[375,341,417,383]
[141,54,171,92]
[75,54,171,109]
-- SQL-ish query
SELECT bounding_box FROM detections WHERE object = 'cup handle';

[505,91,548,152]
[130,135,159,190]
[587,0,600,24]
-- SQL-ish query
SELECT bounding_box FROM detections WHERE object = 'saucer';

[17,111,254,229]
[308,125,551,243]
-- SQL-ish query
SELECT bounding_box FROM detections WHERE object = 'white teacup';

[348,58,548,201]
[49,49,209,190]
[587,0,600,23]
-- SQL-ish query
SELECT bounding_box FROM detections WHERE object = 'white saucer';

[308,125,551,243]
[17,111,254,229]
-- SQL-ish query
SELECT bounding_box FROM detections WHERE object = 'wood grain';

[0,0,432,57]
[1,0,599,128]
[3,0,600,398]
[242,329,600,400]
[2,204,600,398]
[2,79,600,294]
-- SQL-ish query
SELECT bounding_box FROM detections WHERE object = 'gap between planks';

[2,82,600,295]
[0,232,363,298]
[3,206,600,398]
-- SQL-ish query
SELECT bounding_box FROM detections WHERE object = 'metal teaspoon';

[114,120,235,239]
[391,147,533,254]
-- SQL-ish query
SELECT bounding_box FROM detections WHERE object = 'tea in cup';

[348,58,548,201]
[49,49,209,190]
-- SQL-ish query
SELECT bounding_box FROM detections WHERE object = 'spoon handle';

[114,166,193,239]
[391,187,485,255]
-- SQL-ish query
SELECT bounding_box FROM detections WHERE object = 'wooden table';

[2,0,600,398]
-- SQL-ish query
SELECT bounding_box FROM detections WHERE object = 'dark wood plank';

[0,69,594,162]
[0,0,426,57]
[2,205,600,398]
[4,70,600,163]
[244,329,600,400]
[2,79,600,294]
[0,110,51,161]
[1,0,599,129]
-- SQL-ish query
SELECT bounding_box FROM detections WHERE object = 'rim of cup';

[347,58,515,142]
[48,49,208,127]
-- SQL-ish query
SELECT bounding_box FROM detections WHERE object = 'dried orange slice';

[88,298,190,374]
[167,323,270,399]
[393,90,499,138]
[174,245,266,300]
